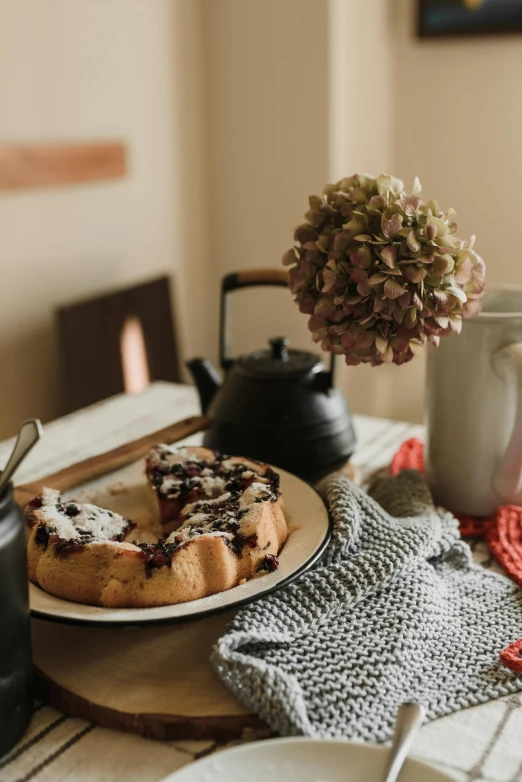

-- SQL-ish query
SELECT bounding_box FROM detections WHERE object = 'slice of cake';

[145,445,282,529]
[25,488,137,606]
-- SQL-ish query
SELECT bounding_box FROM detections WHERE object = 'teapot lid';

[236,337,322,378]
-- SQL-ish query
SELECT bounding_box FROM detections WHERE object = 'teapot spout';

[186,358,222,414]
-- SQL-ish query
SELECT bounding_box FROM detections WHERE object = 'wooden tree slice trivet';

[31,611,268,741]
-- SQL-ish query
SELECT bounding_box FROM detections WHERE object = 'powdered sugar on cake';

[146,444,279,505]
[160,474,227,499]
[26,487,134,545]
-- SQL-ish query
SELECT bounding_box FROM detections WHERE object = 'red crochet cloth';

[500,639,522,673]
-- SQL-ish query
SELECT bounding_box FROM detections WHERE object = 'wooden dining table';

[0,382,520,782]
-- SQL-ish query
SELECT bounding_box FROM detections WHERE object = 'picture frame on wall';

[418,0,522,38]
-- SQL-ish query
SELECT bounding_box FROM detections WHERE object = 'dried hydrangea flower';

[283,174,486,366]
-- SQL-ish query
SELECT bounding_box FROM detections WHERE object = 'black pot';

[0,485,32,757]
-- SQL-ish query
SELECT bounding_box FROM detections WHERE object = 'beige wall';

[395,0,522,289]
[388,0,522,422]
[199,0,432,424]
[201,0,330,362]
[328,0,405,421]
[199,0,425,422]
[2,0,520,436]
[0,0,211,438]
[202,0,522,424]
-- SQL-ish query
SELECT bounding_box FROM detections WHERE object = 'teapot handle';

[220,268,336,384]
[223,268,290,291]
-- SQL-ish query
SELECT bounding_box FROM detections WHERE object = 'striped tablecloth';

[1,382,521,782]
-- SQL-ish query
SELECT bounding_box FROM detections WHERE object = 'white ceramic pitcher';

[426,286,522,517]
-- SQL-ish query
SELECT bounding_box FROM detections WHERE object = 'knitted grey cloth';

[212,471,522,742]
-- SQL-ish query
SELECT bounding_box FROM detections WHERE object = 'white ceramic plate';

[160,737,457,782]
[29,459,331,626]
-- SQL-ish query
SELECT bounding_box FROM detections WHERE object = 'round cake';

[25,446,287,608]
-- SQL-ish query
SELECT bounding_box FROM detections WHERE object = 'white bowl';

[162,737,458,782]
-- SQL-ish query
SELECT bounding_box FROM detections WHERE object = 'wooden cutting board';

[17,416,353,741]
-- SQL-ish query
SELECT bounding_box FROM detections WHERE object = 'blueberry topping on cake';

[146,445,280,514]
[257,554,280,573]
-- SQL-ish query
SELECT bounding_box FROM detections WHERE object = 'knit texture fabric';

[212,471,522,742]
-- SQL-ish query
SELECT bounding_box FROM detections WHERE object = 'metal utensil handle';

[0,419,43,495]
[382,702,425,782]
[219,267,336,383]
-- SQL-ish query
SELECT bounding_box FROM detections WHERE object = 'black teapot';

[187,268,356,483]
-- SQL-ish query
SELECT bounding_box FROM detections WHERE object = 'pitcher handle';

[492,343,522,500]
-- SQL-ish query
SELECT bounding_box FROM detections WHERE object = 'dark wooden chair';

[56,275,180,413]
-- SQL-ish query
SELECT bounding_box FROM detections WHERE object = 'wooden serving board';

[17,414,265,741]
[18,416,353,741]
[30,611,267,741]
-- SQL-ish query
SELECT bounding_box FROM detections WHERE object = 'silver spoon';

[382,702,425,782]
[0,419,43,495]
